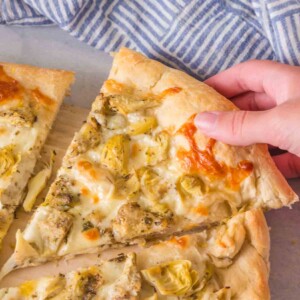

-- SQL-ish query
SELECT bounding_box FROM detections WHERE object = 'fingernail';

[194,112,219,131]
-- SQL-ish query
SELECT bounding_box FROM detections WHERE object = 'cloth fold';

[1,0,300,79]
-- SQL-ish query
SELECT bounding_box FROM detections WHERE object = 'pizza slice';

[0,253,141,299]
[0,63,74,247]
[1,48,296,277]
[0,209,269,299]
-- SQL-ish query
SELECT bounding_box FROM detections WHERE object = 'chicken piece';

[112,202,173,242]
[38,208,73,254]
[0,106,36,127]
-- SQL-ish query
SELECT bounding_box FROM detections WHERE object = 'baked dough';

[0,209,269,300]
[106,48,297,209]
[0,48,294,280]
[0,62,74,247]
[138,209,270,300]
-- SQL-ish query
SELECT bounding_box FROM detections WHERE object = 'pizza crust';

[216,209,270,300]
[106,48,297,209]
[0,62,74,103]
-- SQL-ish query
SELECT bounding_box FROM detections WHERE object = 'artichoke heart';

[42,275,66,299]
[23,151,55,212]
[146,131,169,166]
[0,145,19,178]
[128,116,157,135]
[176,175,205,199]
[141,260,199,296]
[114,171,140,199]
[109,94,159,114]
[138,167,167,201]
[100,134,130,174]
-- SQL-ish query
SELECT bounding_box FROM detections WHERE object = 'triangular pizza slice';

[0,209,269,299]
[1,48,296,277]
[0,62,74,247]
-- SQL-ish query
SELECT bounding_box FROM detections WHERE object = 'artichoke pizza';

[1,48,297,277]
[0,49,297,299]
[0,209,269,299]
[0,62,74,248]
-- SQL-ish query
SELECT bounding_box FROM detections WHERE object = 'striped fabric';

[1,0,300,79]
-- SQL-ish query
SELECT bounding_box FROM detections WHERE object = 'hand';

[194,60,300,178]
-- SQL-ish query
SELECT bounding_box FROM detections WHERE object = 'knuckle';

[230,111,249,138]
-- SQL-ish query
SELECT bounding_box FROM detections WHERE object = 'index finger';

[205,60,300,104]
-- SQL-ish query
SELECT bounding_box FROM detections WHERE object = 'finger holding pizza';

[195,60,300,178]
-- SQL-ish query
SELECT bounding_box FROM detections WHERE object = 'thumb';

[194,109,275,146]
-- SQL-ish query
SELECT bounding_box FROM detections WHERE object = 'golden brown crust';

[107,47,298,209]
[222,209,270,300]
[0,62,74,102]
[218,243,270,300]
[244,209,270,264]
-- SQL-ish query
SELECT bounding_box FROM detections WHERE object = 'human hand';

[194,60,300,178]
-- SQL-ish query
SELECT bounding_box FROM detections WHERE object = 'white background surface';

[0,25,300,299]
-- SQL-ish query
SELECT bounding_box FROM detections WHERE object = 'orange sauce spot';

[83,227,100,240]
[0,127,7,135]
[176,115,253,190]
[81,187,90,196]
[193,204,209,216]
[0,66,23,103]
[77,160,98,180]
[160,87,182,98]
[89,169,98,180]
[31,89,56,108]
[218,240,228,248]
[169,236,190,249]
[93,195,100,204]
[78,160,93,170]
[130,143,140,157]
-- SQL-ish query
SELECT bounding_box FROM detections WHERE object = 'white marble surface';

[0,25,300,300]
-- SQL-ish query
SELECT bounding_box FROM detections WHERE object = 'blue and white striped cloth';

[1,0,300,79]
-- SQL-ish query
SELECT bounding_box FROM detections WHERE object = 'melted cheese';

[72,159,114,200]
[58,216,101,255]
[23,206,51,251]
[0,125,38,152]
[96,261,129,298]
